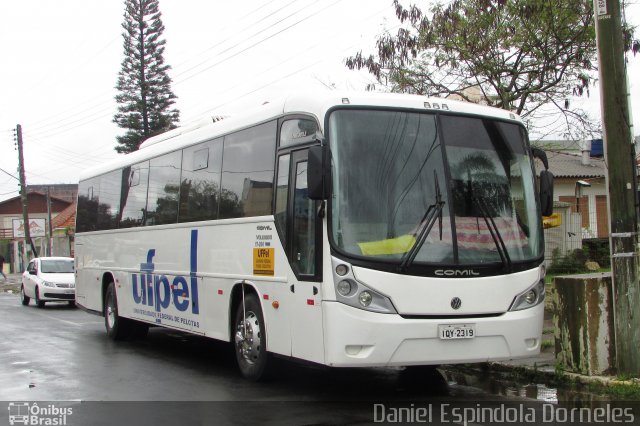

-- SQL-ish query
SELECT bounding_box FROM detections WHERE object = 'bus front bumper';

[322,301,544,367]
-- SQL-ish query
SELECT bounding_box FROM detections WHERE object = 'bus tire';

[104,282,132,341]
[234,293,271,381]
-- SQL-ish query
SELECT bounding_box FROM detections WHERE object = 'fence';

[544,197,611,274]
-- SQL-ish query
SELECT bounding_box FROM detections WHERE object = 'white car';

[20,257,76,308]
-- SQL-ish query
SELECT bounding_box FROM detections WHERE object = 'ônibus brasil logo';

[7,402,72,425]
[132,229,199,314]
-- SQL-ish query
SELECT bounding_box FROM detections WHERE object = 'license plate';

[438,324,475,340]
[65,290,75,294]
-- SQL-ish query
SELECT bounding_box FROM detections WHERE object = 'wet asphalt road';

[0,293,569,425]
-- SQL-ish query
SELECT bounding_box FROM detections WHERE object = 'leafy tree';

[346,0,636,140]
[114,0,180,153]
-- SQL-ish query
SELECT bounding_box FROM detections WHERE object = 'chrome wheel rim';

[235,311,261,365]
[107,300,116,329]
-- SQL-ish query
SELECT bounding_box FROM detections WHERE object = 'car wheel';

[35,287,45,308]
[234,292,272,381]
[104,281,133,340]
[68,300,76,308]
[20,285,30,306]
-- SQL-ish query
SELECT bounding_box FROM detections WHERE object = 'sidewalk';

[1,273,22,292]
[489,307,640,393]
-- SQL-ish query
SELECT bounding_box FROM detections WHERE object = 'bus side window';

[120,161,150,228]
[274,154,290,248]
[292,160,315,276]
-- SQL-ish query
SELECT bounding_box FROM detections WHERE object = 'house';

[0,184,78,273]
[50,202,76,257]
[535,140,608,265]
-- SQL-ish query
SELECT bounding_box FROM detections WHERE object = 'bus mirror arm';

[317,200,326,219]
[531,148,549,170]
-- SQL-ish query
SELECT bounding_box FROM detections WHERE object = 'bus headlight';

[332,257,397,314]
[337,280,353,296]
[358,291,372,307]
[509,280,545,311]
[335,264,349,276]
[524,289,537,304]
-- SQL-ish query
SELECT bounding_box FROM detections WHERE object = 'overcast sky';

[1,0,639,202]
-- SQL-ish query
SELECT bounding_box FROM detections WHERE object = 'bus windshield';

[328,109,542,267]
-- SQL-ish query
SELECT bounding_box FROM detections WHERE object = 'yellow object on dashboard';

[358,234,416,256]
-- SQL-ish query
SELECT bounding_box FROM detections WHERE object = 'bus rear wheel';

[234,293,271,381]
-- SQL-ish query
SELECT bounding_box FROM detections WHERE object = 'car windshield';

[328,109,542,267]
[40,260,74,273]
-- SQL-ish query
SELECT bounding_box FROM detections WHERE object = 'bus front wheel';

[234,293,271,381]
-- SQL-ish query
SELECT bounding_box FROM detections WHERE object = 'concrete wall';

[553,273,615,375]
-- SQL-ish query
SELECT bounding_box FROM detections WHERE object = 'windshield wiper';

[399,173,444,272]
[473,196,512,269]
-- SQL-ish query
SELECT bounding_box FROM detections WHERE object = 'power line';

[174,0,345,86]
[17,1,337,140]
[23,0,305,132]
[171,0,305,79]
[0,167,19,181]
[15,0,392,148]
[172,0,312,82]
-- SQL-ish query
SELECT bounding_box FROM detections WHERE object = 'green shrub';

[548,248,588,274]
[582,238,611,268]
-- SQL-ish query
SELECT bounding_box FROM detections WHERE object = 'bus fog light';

[358,291,372,307]
[337,280,353,296]
[335,264,349,276]
[525,290,537,304]
[525,338,538,348]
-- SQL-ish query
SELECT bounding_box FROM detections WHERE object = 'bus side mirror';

[532,148,554,216]
[308,145,331,200]
[539,170,554,217]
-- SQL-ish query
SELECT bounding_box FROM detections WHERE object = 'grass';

[585,381,640,400]
[541,340,554,350]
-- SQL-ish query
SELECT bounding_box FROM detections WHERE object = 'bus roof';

[79,90,523,181]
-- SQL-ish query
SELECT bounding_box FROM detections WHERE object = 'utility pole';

[46,186,53,256]
[16,124,33,270]
[594,0,640,375]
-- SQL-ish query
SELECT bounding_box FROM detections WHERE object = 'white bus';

[75,91,554,380]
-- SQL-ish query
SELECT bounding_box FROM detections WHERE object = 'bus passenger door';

[286,150,324,363]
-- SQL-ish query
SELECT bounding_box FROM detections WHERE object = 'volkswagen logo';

[450,297,462,310]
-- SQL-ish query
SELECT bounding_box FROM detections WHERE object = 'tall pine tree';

[113,0,179,154]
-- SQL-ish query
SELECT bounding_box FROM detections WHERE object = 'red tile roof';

[52,203,76,231]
